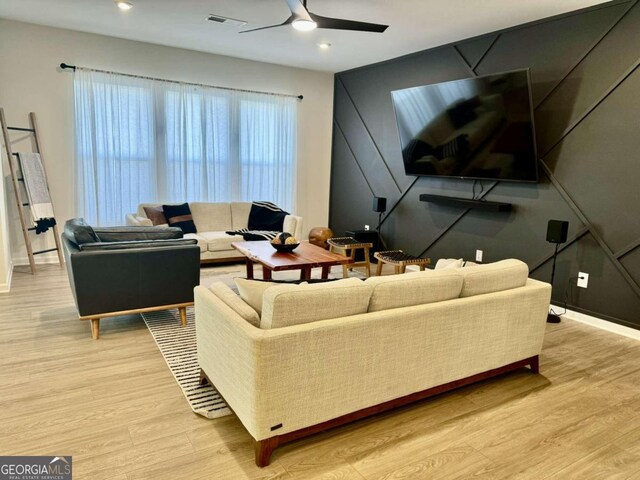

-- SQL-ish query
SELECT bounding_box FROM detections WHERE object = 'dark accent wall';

[330,0,640,328]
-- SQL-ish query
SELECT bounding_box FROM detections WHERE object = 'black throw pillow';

[248,202,289,232]
[162,203,197,234]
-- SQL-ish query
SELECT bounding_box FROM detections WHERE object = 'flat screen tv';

[391,69,538,182]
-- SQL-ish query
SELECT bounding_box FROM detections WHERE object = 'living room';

[1,0,640,478]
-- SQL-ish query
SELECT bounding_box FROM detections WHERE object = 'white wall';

[0,19,334,269]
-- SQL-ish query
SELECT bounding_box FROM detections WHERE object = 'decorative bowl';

[271,242,300,253]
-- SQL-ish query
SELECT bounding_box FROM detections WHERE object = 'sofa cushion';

[189,202,232,232]
[183,233,207,252]
[365,270,463,312]
[459,259,529,297]
[163,203,197,234]
[208,282,260,327]
[64,218,99,246]
[142,205,168,226]
[199,231,244,253]
[235,278,279,316]
[261,278,372,329]
[231,202,252,230]
[435,258,464,270]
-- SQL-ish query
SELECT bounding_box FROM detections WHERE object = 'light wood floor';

[2,264,640,479]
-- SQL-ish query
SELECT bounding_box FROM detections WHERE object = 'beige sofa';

[195,259,551,466]
[126,202,303,263]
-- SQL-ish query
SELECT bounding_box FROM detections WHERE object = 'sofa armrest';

[195,286,264,433]
[283,214,303,241]
[126,213,153,227]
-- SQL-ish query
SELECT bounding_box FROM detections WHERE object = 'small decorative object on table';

[308,227,334,249]
[270,232,299,253]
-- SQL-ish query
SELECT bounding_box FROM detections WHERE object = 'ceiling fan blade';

[239,16,294,33]
[284,0,313,21]
[309,12,388,33]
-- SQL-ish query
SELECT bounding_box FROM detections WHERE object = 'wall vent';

[207,14,247,27]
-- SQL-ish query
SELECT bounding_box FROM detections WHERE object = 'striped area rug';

[141,308,231,419]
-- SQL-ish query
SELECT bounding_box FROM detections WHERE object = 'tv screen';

[391,69,538,182]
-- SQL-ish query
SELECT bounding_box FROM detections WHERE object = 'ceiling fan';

[240,0,388,34]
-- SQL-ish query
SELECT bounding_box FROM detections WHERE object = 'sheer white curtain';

[74,69,297,225]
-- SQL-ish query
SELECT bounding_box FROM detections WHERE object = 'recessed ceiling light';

[115,1,133,11]
[292,19,317,31]
[318,42,331,49]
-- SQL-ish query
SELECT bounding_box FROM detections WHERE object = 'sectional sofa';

[126,202,303,263]
[195,259,551,466]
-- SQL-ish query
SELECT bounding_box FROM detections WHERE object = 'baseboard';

[0,261,14,293]
[12,254,61,266]
[549,306,640,341]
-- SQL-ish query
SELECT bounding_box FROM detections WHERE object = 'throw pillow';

[143,205,168,226]
[248,201,289,232]
[63,218,99,246]
[435,258,464,270]
[234,278,295,316]
[162,203,197,234]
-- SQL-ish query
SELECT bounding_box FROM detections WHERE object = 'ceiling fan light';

[115,1,133,11]
[292,19,317,31]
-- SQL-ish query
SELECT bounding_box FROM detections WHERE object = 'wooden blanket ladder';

[0,107,63,274]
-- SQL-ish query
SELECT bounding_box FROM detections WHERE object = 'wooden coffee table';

[232,241,353,281]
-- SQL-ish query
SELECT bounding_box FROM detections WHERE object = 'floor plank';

[2,264,640,479]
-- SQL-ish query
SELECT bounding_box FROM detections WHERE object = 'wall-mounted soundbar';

[419,194,512,212]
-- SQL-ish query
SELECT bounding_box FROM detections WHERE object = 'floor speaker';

[547,220,569,244]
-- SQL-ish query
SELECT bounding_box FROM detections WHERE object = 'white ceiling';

[0,0,612,72]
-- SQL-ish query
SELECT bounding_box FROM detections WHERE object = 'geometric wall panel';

[456,35,499,69]
[330,1,640,328]
[535,2,640,155]
[475,3,628,104]
[544,65,640,253]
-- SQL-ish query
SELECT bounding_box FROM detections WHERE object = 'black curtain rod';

[59,63,304,100]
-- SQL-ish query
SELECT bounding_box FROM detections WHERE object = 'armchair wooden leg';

[376,260,383,276]
[255,437,279,467]
[179,307,187,327]
[90,318,100,340]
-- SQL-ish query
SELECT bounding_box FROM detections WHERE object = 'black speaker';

[546,220,569,244]
[372,197,387,213]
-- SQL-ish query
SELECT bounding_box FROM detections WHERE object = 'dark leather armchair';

[62,218,200,339]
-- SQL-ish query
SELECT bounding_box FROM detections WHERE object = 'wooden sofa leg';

[255,438,279,467]
[90,318,100,340]
[530,355,540,374]
[179,307,187,327]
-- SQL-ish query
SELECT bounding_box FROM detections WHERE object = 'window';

[74,69,297,225]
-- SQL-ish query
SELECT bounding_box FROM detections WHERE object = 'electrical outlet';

[364,225,370,231]
[577,272,589,288]
[475,249,483,262]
